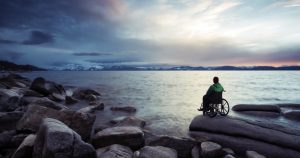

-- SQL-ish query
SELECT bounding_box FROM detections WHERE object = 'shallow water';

[20,71,300,136]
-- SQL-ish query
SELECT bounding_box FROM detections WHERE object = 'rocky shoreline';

[1,73,299,158]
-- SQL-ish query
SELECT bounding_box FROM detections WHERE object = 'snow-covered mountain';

[50,63,104,71]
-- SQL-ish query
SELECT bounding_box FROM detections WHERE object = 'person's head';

[213,77,219,84]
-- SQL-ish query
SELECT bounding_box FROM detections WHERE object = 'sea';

[20,71,300,137]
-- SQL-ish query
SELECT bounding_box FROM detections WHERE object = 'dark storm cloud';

[0,51,24,61]
[22,30,54,45]
[0,38,18,44]
[73,52,112,56]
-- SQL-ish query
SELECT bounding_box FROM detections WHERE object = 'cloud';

[0,51,24,61]
[72,52,112,56]
[0,38,18,44]
[22,30,54,45]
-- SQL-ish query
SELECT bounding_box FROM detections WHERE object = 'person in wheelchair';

[199,76,224,111]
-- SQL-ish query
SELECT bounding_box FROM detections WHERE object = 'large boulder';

[96,144,133,158]
[30,77,66,96]
[200,141,223,158]
[0,89,21,112]
[189,116,300,151]
[17,104,95,140]
[246,151,266,158]
[282,110,300,121]
[134,146,177,158]
[33,118,96,158]
[72,88,100,100]
[92,126,145,150]
[11,134,36,158]
[232,104,281,113]
[0,130,16,149]
[113,116,146,128]
[0,111,24,132]
[146,135,197,158]
[0,74,31,88]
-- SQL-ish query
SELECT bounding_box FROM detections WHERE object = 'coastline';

[1,73,300,158]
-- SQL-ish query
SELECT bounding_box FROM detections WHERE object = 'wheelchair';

[198,92,230,118]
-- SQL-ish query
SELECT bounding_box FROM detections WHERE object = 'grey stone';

[201,141,223,158]
[65,96,79,105]
[224,154,235,158]
[72,88,100,100]
[77,104,104,113]
[92,126,144,150]
[30,77,66,96]
[232,104,281,113]
[33,118,96,158]
[0,89,21,112]
[113,116,146,128]
[135,146,177,158]
[146,135,197,158]
[96,144,133,158]
[191,146,200,158]
[222,148,235,155]
[246,151,266,158]
[12,134,36,158]
[17,104,95,140]
[0,111,24,132]
[282,110,300,121]
[110,106,137,113]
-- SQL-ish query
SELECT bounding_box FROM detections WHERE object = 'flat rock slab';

[92,126,144,150]
[189,115,300,151]
[135,146,177,158]
[201,141,223,158]
[232,104,281,113]
[96,144,133,158]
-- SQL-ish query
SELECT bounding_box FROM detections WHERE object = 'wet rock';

[17,104,95,140]
[246,151,266,158]
[96,144,133,158]
[0,89,21,112]
[232,104,281,113]
[0,111,24,132]
[189,130,300,158]
[222,148,235,155]
[30,77,66,96]
[11,87,43,97]
[0,74,31,88]
[146,135,197,158]
[110,106,137,113]
[31,97,67,110]
[0,130,16,148]
[113,116,146,128]
[110,116,127,124]
[11,134,36,158]
[77,104,104,113]
[282,110,300,121]
[33,118,96,158]
[72,88,100,100]
[201,141,223,158]
[65,96,79,105]
[224,154,235,158]
[94,124,110,134]
[189,115,300,151]
[134,146,177,158]
[9,133,29,148]
[92,126,145,150]
[191,146,200,158]
[47,93,65,102]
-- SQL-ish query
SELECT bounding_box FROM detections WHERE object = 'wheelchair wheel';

[207,104,217,118]
[219,99,229,116]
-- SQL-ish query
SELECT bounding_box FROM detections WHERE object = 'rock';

[0,130,16,148]
[92,126,145,150]
[47,93,65,102]
[9,133,29,148]
[232,104,281,113]
[113,116,146,128]
[246,151,266,158]
[135,146,177,158]
[146,135,197,158]
[282,110,300,121]
[0,74,31,88]
[224,154,235,158]
[0,89,21,112]
[30,77,66,96]
[236,111,281,117]
[65,96,79,105]
[33,118,96,158]
[86,94,97,101]
[201,141,223,158]
[11,134,36,158]
[0,111,24,132]
[32,97,67,110]
[110,116,127,124]
[10,87,43,97]
[189,116,300,151]
[77,104,104,113]
[189,130,300,158]
[110,106,137,113]
[17,104,95,140]
[96,144,133,158]
[191,146,200,158]
[222,148,235,155]
[94,124,110,133]
[72,88,100,100]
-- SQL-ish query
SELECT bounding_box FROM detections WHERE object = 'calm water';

[20,71,300,136]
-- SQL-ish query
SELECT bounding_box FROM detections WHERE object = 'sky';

[0,0,300,68]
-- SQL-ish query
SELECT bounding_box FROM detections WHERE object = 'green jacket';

[206,83,224,96]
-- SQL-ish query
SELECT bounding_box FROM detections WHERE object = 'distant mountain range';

[1,60,300,71]
[0,60,46,71]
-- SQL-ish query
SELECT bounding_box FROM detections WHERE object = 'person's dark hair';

[213,77,219,83]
